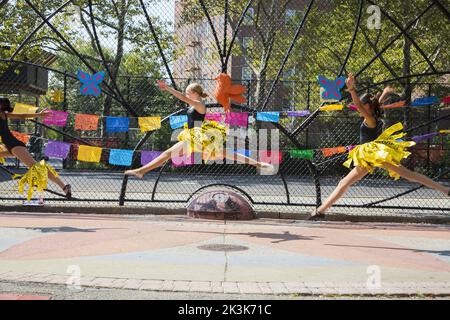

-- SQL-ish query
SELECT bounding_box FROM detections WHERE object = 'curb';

[0,205,449,224]
[1,275,449,297]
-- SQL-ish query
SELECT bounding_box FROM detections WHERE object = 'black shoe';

[63,184,72,200]
[308,209,326,221]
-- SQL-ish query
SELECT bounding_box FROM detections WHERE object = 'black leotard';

[360,119,383,144]
[0,113,26,152]
[187,107,206,129]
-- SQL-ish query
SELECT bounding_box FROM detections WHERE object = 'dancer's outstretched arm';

[7,109,50,120]
[157,80,206,114]
[346,74,376,128]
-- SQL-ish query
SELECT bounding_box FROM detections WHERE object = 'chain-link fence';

[0,0,448,216]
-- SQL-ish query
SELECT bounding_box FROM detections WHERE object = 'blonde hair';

[186,83,208,98]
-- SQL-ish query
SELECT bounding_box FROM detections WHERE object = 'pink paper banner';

[42,110,69,127]
[225,112,248,127]
[258,150,282,164]
[171,153,195,167]
[205,113,224,122]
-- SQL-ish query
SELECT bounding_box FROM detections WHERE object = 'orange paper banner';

[11,131,30,144]
[74,114,99,131]
[321,146,347,157]
[382,101,406,109]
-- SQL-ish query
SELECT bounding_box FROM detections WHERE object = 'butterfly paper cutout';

[77,70,105,97]
[318,75,346,101]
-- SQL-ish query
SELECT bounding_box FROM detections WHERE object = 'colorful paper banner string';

[382,101,406,109]
[287,110,311,117]
[259,150,282,164]
[170,115,188,129]
[52,90,64,103]
[225,112,249,127]
[77,145,102,163]
[109,149,133,166]
[410,132,440,143]
[11,131,30,144]
[411,96,439,106]
[13,103,38,114]
[106,117,130,133]
[74,114,99,131]
[141,151,163,166]
[172,153,195,167]
[42,110,69,127]
[319,104,344,111]
[44,140,71,159]
[256,112,280,123]
[442,96,450,104]
[138,117,161,133]
[321,146,347,157]
[205,113,224,122]
[290,149,314,160]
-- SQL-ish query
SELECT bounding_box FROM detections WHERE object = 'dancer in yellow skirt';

[0,97,72,201]
[309,74,449,220]
[125,81,274,179]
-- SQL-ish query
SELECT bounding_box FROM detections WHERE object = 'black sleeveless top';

[187,107,205,129]
[360,119,383,144]
[0,113,26,151]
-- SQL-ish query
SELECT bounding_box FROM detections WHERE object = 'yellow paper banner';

[319,104,344,111]
[439,130,450,134]
[138,117,161,132]
[13,103,38,114]
[52,90,64,103]
[77,145,102,163]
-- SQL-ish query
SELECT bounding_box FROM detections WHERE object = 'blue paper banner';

[109,149,133,166]
[256,112,280,123]
[170,115,188,129]
[411,96,439,106]
[106,117,130,133]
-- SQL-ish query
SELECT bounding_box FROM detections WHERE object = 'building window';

[243,8,254,25]
[242,67,252,81]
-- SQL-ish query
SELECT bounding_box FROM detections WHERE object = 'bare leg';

[223,151,273,169]
[317,166,369,214]
[0,151,12,158]
[11,146,67,191]
[125,141,186,179]
[382,163,450,195]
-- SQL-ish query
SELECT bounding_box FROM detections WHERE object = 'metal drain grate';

[197,244,249,252]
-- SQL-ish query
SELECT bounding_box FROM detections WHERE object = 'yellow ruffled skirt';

[13,160,58,200]
[343,122,416,180]
[177,120,227,161]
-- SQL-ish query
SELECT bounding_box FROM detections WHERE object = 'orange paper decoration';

[382,101,406,109]
[74,114,99,131]
[214,73,247,112]
[11,131,31,144]
[321,146,347,157]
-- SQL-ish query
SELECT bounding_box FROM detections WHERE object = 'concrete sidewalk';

[0,212,449,297]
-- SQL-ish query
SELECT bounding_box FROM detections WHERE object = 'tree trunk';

[102,1,127,140]
[402,0,412,129]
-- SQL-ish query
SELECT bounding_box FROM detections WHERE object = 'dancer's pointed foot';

[308,208,326,221]
[258,162,276,175]
[124,170,144,179]
[63,184,72,200]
